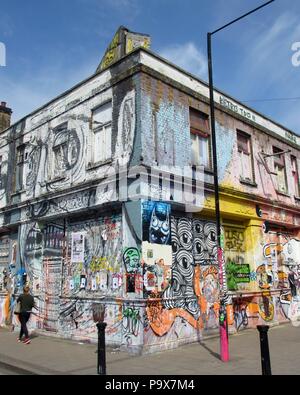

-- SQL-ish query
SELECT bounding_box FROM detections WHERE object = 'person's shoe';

[23,338,31,344]
[17,338,22,343]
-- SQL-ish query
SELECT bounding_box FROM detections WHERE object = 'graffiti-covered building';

[1,27,300,354]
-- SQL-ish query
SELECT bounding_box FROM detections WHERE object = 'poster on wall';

[226,262,250,291]
[71,232,86,263]
[144,271,156,292]
[142,201,171,245]
[142,242,172,266]
[142,242,172,292]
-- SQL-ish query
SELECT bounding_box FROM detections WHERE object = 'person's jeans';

[19,312,31,339]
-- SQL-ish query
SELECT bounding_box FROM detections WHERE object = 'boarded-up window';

[190,108,210,136]
[273,146,287,194]
[92,102,112,164]
[273,146,285,167]
[237,131,250,154]
[237,131,253,181]
[13,145,26,192]
[291,155,299,196]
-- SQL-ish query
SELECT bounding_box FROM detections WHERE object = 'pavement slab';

[0,323,299,375]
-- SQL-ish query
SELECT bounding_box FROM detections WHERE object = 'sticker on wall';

[92,277,97,291]
[71,232,86,263]
[112,274,119,290]
[96,273,100,285]
[69,279,74,291]
[145,272,156,291]
[11,241,17,267]
[135,274,143,294]
[99,271,107,291]
[74,275,81,288]
[147,249,153,259]
[101,230,108,241]
[80,275,87,289]
[142,201,171,245]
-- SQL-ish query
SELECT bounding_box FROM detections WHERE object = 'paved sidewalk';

[0,324,299,375]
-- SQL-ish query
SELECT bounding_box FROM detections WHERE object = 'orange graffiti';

[226,304,234,325]
[4,293,10,323]
[263,243,283,258]
[146,299,203,337]
[146,266,205,336]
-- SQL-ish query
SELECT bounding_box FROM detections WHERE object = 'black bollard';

[97,322,107,375]
[257,325,272,375]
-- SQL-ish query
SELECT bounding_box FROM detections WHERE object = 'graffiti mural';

[38,257,62,332]
[282,238,300,266]
[62,215,122,297]
[122,305,142,346]
[224,227,249,292]
[164,218,199,319]
[200,266,219,329]
[225,228,245,252]
[234,300,249,331]
[144,217,219,338]
[142,201,171,245]
[115,90,136,166]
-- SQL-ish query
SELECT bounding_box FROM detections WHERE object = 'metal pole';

[211,0,275,35]
[97,322,107,375]
[207,0,275,364]
[257,325,272,375]
[207,33,229,363]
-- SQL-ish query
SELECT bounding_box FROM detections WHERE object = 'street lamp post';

[207,0,275,362]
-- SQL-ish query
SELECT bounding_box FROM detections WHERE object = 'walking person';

[17,286,35,344]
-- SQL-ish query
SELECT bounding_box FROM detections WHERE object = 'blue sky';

[1,0,300,134]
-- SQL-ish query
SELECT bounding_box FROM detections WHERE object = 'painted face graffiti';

[193,220,217,265]
[149,203,170,244]
[53,128,80,177]
[142,201,171,245]
[123,248,140,274]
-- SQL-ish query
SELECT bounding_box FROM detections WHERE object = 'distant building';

[0,102,12,133]
[0,27,299,354]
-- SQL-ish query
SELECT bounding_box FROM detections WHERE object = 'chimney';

[0,101,12,132]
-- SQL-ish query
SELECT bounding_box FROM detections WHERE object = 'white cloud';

[159,42,207,80]
[0,57,98,124]
[219,10,300,134]
[248,12,299,70]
